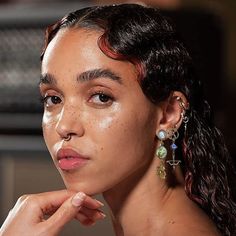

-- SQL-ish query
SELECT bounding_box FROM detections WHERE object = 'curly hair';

[41,4,236,235]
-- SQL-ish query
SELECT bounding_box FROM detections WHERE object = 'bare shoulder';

[162,215,221,236]
[164,225,221,236]
[160,213,221,236]
[162,188,221,236]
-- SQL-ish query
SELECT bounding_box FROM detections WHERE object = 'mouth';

[57,148,89,171]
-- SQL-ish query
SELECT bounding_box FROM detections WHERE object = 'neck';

[103,158,184,236]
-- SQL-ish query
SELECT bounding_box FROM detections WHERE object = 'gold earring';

[177,96,189,135]
[166,128,181,169]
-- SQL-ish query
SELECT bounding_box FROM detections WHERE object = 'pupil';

[99,94,109,102]
[52,96,60,104]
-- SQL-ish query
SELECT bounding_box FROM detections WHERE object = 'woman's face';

[40,28,161,195]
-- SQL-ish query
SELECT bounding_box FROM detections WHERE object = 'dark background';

[0,0,235,235]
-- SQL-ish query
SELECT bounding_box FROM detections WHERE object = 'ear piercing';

[176,96,189,111]
[177,96,189,135]
[156,96,189,179]
[156,129,168,179]
[64,134,71,141]
[156,128,181,179]
[166,128,181,169]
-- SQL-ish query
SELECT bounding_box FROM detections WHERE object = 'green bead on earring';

[156,145,167,159]
[156,130,167,179]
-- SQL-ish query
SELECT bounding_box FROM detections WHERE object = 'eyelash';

[40,95,62,107]
[40,91,114,108]
[89,91,114,106]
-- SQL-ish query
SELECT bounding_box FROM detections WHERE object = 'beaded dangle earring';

[156,129,168,179]
[156,97,189,179]
[166,97,189,169]
[167,128,181,169]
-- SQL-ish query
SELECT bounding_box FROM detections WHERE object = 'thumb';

[44,192,86,235]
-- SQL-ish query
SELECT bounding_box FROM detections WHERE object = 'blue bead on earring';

[166,128,181,169]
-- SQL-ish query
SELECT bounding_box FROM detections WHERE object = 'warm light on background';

[0,0,235,235]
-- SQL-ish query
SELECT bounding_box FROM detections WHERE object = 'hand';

[0,190,106,236]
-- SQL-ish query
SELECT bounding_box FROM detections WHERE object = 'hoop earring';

[64,134,71,141]
[156,130,168,179]
[182,115,189,135]
[176,96,189,111]
[177,96,189,135]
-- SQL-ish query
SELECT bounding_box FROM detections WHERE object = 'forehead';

[41,28,137,82]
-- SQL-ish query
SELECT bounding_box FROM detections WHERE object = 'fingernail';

[95,199,104,207]
[72,192,86,207]
[99,212,106,219]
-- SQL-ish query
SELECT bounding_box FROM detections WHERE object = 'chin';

[63,180,102,196]
[59,170,121,196]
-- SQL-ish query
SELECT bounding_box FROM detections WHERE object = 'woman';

[1,4,235,236]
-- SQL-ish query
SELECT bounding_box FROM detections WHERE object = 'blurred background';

[0,0,235,235]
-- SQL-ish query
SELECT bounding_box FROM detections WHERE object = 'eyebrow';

[39,68,122,86]
[39,73,57,85]
[77,69,122,84]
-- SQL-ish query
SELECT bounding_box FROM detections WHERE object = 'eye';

[43,95,62,107]
[89,92,113,106]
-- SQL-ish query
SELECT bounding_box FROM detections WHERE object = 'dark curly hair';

[41,4,236,235]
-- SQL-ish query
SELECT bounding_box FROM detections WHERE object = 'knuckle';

[17,194,29,202]
[17,194,39,208]
[17,194,33,206]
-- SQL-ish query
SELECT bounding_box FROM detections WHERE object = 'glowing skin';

[0,15,219,236]
[40,28,161,195]
[16,26,219,236]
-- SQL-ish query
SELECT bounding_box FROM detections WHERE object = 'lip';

[57,148,89,171]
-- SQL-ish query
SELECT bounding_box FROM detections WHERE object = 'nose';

[55,105,84,140]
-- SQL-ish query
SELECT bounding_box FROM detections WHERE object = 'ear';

[157,91,189,133]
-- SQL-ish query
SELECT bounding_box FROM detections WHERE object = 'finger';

[39,193,104,217]
[42,192,86,235]
[28,190,74,215]
[74,212,95,226]
[5,193,69,223]
[37,190,104,211]
[82,196,104,210]
[79,206,106,221]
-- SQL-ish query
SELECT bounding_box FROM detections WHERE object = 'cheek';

[98,116,114,129]
[42,111,59,145]
[90,107,155,163]
[87,111,156,191]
